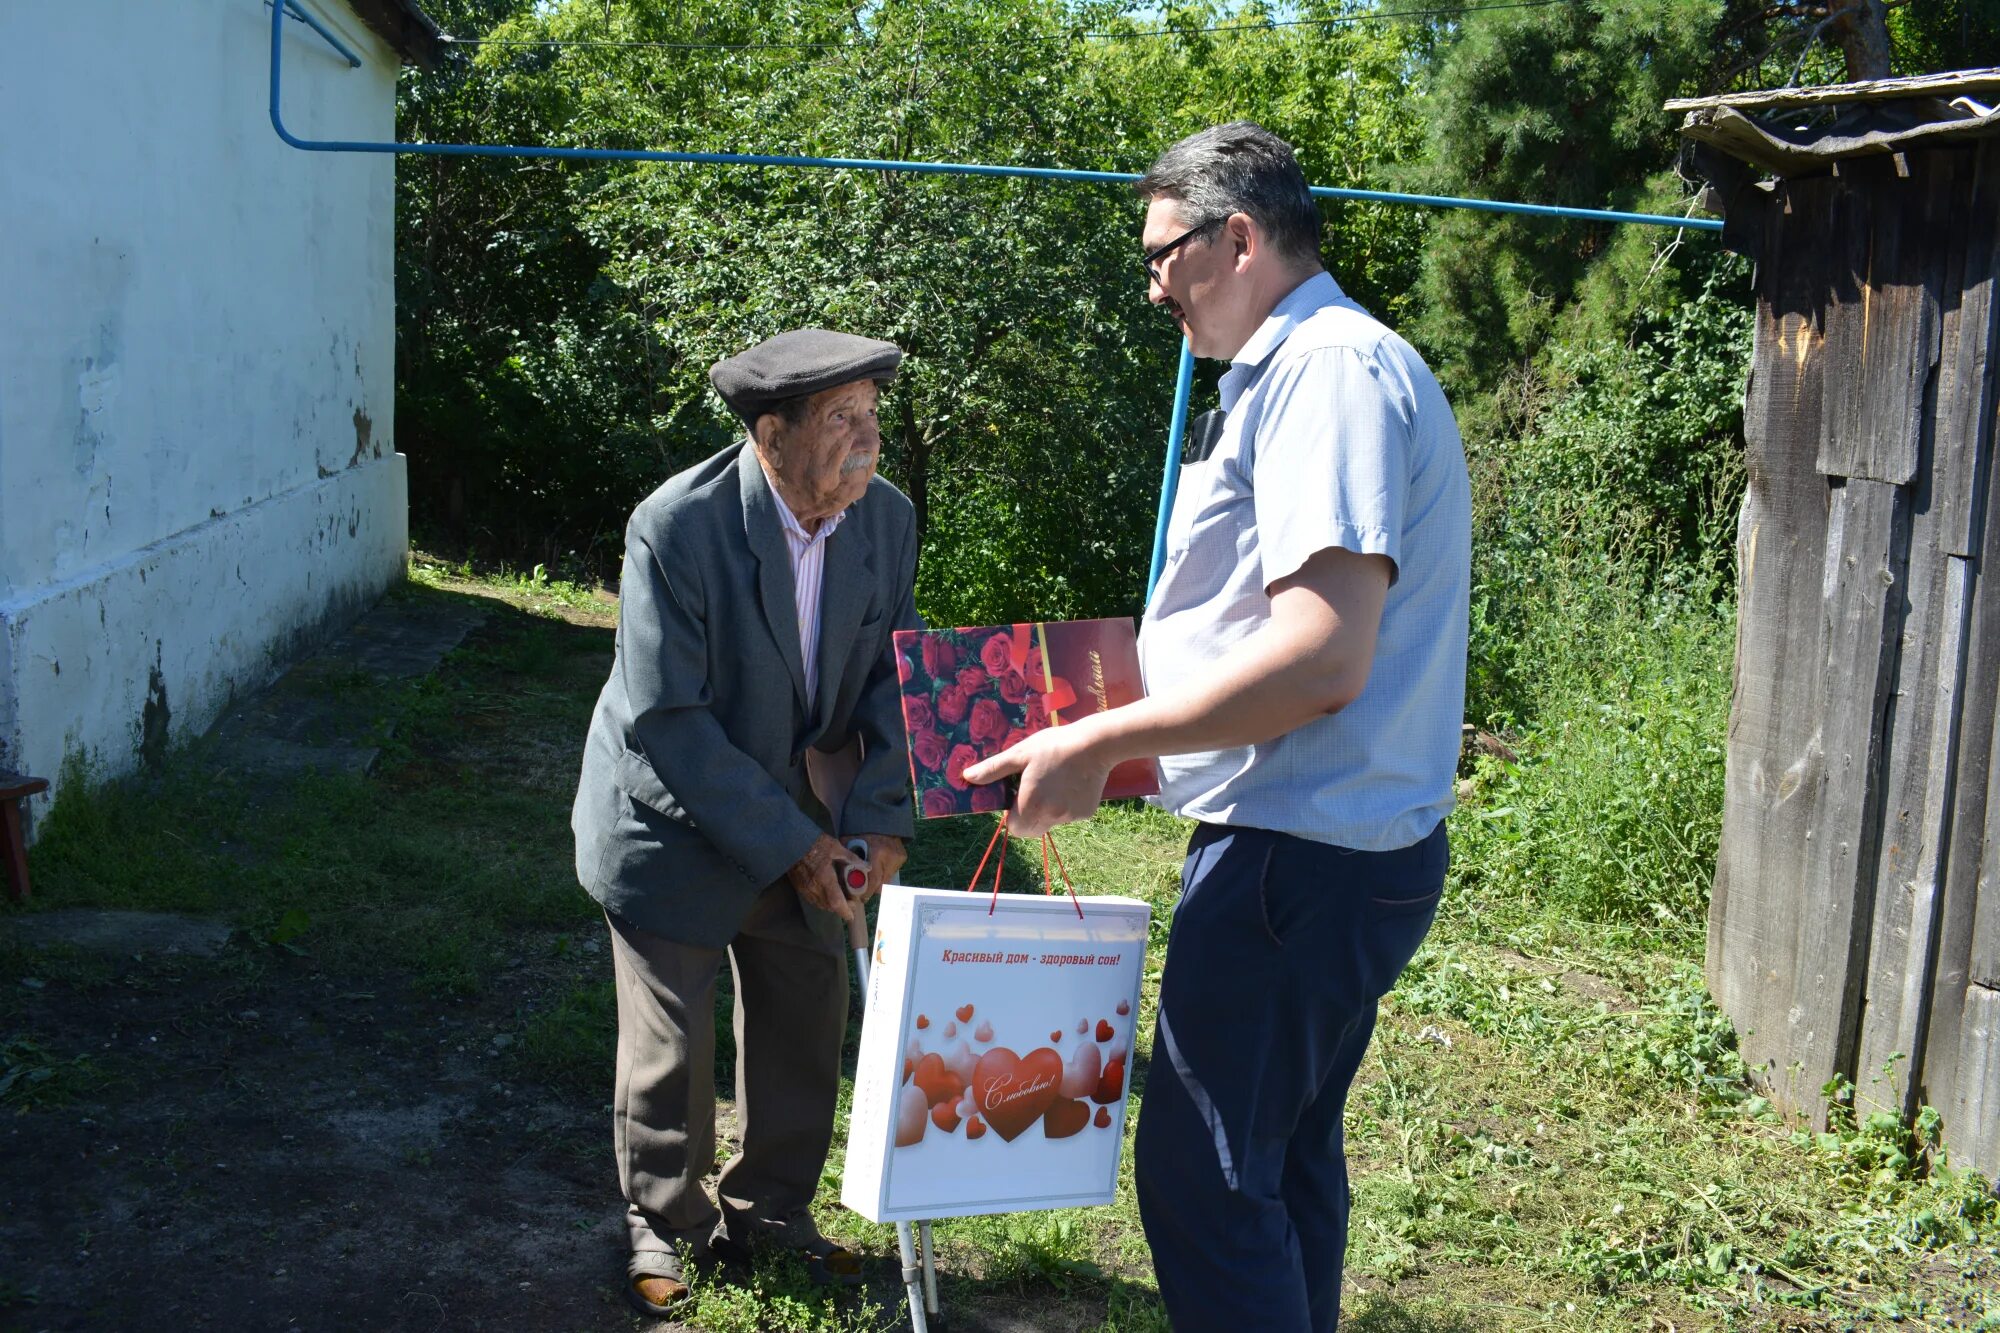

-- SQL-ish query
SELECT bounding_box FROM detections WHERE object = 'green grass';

[0,1033,106,1110]
[10,565,1998,1331]
[27,580,605,998]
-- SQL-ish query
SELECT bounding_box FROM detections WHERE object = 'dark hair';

[1136,122,1322,269]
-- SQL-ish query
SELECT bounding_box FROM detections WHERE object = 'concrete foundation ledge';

[0,455,408,834]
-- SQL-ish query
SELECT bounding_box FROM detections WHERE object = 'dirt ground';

[0,929,1029,1333]
[5,933,632,1331]
[0,580,1092,1333]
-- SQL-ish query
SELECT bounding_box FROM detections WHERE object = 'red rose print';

[937,685,970,725]
[970,782,1006,813]
[980,633,1013,676]
[922,788,960,817]
[1004,728,1030,750]
[1024,646,1044,682]
[945,744,980,791]
[998,671,1029,705]
[912,727,949,773]
[957,665,989,696]
[904,695,935,732]
[1024,697,1049,730]
[922,636,958,679]
[969,698,1008,746]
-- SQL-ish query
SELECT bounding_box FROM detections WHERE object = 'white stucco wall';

[0,0,408,828]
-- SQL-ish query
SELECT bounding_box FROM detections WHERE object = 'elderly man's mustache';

[839,449,877,476]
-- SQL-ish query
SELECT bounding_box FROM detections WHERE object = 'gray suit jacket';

[572,442,920,949]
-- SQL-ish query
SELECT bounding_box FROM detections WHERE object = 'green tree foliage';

[1407,0,2000,429]
[568,0,1184,624]
[394,0,1449,620]
[1092,0,1439,325]
[1407,0,1744,416]
[393,1,1989,911]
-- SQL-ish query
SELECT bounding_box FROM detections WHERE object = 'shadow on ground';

[0,581,1146,1332]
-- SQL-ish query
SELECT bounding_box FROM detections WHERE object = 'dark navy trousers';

[1135,821,1446,1332]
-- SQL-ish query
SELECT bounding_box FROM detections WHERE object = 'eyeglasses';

[1142,218,1222,284]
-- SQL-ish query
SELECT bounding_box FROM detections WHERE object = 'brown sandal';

[626,1250,695,1315]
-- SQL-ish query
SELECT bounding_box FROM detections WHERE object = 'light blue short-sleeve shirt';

[1138,272,1471,852]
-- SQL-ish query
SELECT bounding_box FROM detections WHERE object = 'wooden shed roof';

[1670,68,2000,177]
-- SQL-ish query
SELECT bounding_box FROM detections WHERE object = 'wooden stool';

[1,768,50,903]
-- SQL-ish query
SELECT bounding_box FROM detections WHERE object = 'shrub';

[1452,551,1734,935]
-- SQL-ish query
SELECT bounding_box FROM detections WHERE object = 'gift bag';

[842,883,1151,1223]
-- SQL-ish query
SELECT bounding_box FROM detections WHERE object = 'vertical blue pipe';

[1147,340,1195,604]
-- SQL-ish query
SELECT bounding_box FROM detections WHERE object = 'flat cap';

[709,328,903,424]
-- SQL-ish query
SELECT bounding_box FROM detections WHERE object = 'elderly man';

[572,329,919,1315]
[966,124,1471,1331]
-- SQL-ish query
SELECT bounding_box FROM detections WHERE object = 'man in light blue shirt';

[967,122,1470,1331]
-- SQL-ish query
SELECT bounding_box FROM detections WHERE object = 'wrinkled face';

[756,379,883,525]
[1141,196,1254,360]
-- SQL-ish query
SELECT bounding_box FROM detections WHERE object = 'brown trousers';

[606,879,849,1255]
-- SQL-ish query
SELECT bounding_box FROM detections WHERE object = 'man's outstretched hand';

[785,834,855,923]
[961,723,1114,840]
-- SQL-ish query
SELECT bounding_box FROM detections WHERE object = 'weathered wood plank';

[1708,178,1836,1098]
[1852,154,1975,1121]
[1919,297,2000,1177]
[1854,554,1972,1120]
[1941,983,2000,1182]
[1665,67,2000,113]
[1938,139,2000,558]
[1790,476,1911,1125]
[1817,159,1943,486]
[1895,141,2000,1174]
[1920,658,1998,1152]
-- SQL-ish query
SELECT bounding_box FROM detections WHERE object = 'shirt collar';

[756,450,844,546]
[1229,271,1344,372]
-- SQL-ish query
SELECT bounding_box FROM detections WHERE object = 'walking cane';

[842,840,941,1333]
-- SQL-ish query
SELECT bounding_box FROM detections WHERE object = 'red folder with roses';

[892,619,1160,818]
